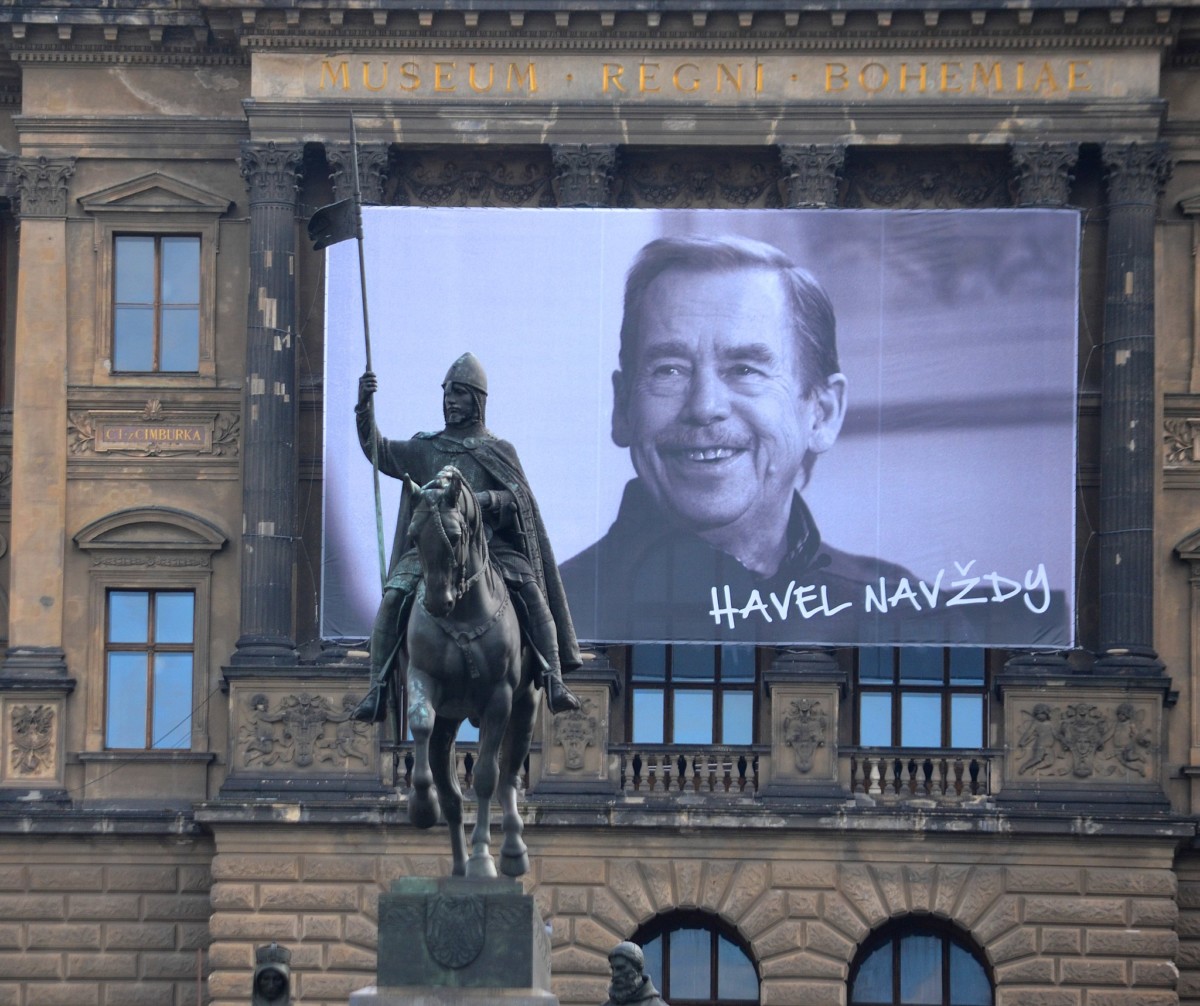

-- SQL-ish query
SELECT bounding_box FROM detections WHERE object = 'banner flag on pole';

[308,197,358,251]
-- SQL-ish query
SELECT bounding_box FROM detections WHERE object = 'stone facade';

[0,2,1195,1006]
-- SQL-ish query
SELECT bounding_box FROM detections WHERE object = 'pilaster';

[549,144,618,208]
[777,144,845,209]
[233,141,303,665]
[1011,142,1079,207]
[761,648,847,799]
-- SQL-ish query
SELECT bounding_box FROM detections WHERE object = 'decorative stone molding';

[326,142,392,205]
[13,156,75,218]
[239,141,303,203]
[531,652,619,794]
[778,144,845,208]
[617,149,782,209]
[1101,141,1171,204]
[762,649,845,796]
[0,692,64,789]
[68,400,239,458]
[550,143,618,207]
[395,150,554,207]
[1010,141,1079,207]
[844,149,1010,209]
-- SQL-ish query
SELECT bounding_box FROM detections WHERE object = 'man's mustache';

[654,430,750,452]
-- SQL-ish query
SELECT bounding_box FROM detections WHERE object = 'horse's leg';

[428,716,467,876]
[498,663,537,877]
[466,682,513,878]
[406,669,441,829]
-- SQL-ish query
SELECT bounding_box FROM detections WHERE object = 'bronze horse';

[399,465,536,878]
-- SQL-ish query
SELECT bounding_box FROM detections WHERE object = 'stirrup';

[351,681,388,723]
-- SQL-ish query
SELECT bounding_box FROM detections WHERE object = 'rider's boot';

[352,588,411,724]
[519,582,581,715]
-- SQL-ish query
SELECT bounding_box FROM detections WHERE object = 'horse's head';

[408,465,485,617]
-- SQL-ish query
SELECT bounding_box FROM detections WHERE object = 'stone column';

[232,142,303,665]
[3,156,75,677]
[1097,142,1170,668]
[777,144,845,208]
[1011,142,1079,207]
[326,142,391,205]
[550,144,618,207]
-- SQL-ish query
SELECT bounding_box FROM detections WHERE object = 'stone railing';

[611,744,766,796]
[843,747,998,803]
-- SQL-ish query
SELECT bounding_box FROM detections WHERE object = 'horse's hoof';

[408,790,441,829]
[500,851,530,878]
[465,854,498,879]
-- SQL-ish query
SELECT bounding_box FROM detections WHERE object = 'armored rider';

[351,353,582,723]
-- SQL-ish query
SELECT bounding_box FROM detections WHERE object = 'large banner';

[322,207,1078,648]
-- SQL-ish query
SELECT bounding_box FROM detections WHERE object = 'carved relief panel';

[0,693,63,788]
[533,683,617,794]
[764,678,842,794]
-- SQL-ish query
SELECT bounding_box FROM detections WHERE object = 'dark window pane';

[109,591,149,643]
[721,645,755,680]
[152,653,193,749]
[632,644,667,681]
[672,645,715,681]
[899,934,942,1005]
[114,307,155,371]
[160,308,199,371]
[106,653,148,747]
[673,691,714,745]
[900,694,941,747]
[160,236,200,303]
[642,937,662,992]
[632,689,664,744]
[722,692,753,745]
[114,236,155,303]
[716,934,758,1001]
[850,942,892,1003]
[155,592,195,644]
[860,694,892,747]
[949,648,985,685]
[950,694,983,748]
[859,648,893,682]
[667,928,710,1000]
[898,648,942,684]
[949,943,992,1005]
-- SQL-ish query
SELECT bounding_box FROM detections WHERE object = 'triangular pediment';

[77,172,233,216]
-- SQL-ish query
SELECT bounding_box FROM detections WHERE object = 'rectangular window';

[105,589,195,749]
[629,644,757,744]
[113,235,200,372]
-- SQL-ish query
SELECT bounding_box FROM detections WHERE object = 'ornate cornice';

[778,143,845,209]
[239,141,303,204]
[1101,140,1172,205]
[13,156,75,218]
[550,143,619,208]
[9,47,245,67]
[1011,141,1079,207]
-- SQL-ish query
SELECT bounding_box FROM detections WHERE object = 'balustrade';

[844,748,996,802]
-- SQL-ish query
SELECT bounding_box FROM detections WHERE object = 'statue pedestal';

[349,877,559,1006]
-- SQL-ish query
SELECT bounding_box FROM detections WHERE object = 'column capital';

[326,142,391,205]
[1101,141,1171,206]
[1010,142,1079,207]
[13,156,75,218]
[550,143,618,208]
[239,141,303,205]
[777,143,845,209]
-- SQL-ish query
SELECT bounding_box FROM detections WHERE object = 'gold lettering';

[859,62,889,93]
[716,63,743,93]
[970,62,1002,93]
[1068,60,1091,92]
[602,63,626,93]
[1016,61,1026,92]
[506,62,537,93]
[399,62,421,92]
[1033,62,1060,94]
[319,60,350,91]
[672,63,701,93]
[434,61,456,92]
[826,63,849,93]
[468,62,494,93]
[755,61,765,93]
[898,63,928,93]
[362,61,388,92]
[939,62,963,93]
[639,62,661,94]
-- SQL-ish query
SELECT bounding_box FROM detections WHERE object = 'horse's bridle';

[418,489,489,604]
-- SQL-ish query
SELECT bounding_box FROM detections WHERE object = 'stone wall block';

[1086,993,1177,1006]
[179,865,213,893]
[0,984,18,1006]
[1131,898,1179,927]
[0,952,63,978]
[1180,972,1200,999]
[344,912,378,949]
[994,956,1056,983]
[773,862,834,890]
[931,864,971,918]
[995,989,1080,1006]
[722,862,771,923]
[67,894,140,920]
[555,977,608,1005]
[0,895,65,920]
[1008,867,1083,893]
[759,949,844,980]
[105,983,182,1006]
[590,887,637,936]
[673,859,702,908]
[957,868,1004,927]
[548,915,570,948]
[1131,959,1181,986]
[178,922,211,952]
[327,943,377,970]
[700,861,737,912]
[27,923,101,949]
[551,945,609,975]
[104,922,177,950]
[820,893,870,943]
[204,972,249,1001]
[988,926,1038,964]
[1086,869,1175,897]
[144,893,212,921]
[805,920,856,960]
[0,925,20,949]
[1023,896,1127,927]
[212,854,299,882]
[762,979,842,1005]
[257,882,358,912]
[753,920,805,960]
[301,913,342,941]
[207,912,299,942]
[303,855,377,882]
[608,861,655,922]
[1087,928,1177,957]
[740,890,789,939]
[25,984,99,1006]
[556,885,589,915]
[141,950,198,980]
[106,866,178,892]
[904,865,936,912]
[839,865,886,925]
[640,861,674,912]
[210,883,256,911]
[205,942,254,970]
[1177,940,1200,967]
[0,866,27,889]
[574,916,624,956]
[298,970,373,999]
[283,943,323,969]
[972,896,1021,944]
[1040,928,1083,954]
[788,891,820,918]
[535,886,554,924]
[1059,956,1128,985]
[541,857,606,885]
[871,864,908,916]
[28,866,103,892]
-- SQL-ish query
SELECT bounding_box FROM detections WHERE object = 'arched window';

[631,911,759,1005]
[849,917,993,1006]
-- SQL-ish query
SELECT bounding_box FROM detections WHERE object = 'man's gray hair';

[617,235,839,393]
[609,941,645,970]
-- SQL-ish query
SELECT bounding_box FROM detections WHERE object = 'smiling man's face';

[613,266,843,543]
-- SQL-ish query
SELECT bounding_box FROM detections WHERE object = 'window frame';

[111,233,203,375]
[627,644,759,746]
[848,916,994,1006]
[632,910,761,1006]
[854,648,990,749]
